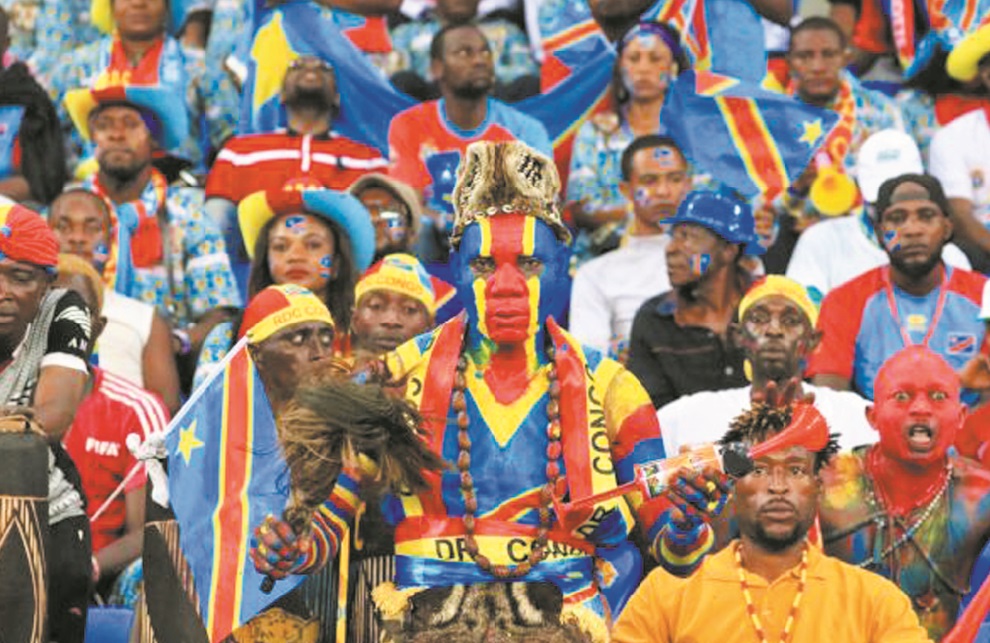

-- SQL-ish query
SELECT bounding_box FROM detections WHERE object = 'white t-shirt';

[98,290,155,388]
[569,233,671,358]
[930,109,990,226]
[786,212,972,302]
[656,383,878,456]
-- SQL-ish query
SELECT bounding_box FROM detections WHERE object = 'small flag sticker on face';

[690,253,711,276]
[883,229,901,252]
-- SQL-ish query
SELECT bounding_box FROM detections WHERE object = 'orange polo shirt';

[612,540,931,643]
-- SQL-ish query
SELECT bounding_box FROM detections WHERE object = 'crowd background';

[2,0,990,640]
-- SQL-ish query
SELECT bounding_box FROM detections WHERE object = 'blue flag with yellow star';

[240,0,613,155]
[164,337,298,642]
[661,70,840,200]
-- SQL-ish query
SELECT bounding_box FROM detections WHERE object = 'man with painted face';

[818,346,990,640]
[627,190,758,409]
[809,174,987,404]
[613,402,930,642]
[656,275,877,460]
[570,135,691,363]
[248,141,695,641]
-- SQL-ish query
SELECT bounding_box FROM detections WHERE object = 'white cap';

[855,129,924,204]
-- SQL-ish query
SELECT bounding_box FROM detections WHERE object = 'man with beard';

[79,89,241,359]
[818,346,990,640]
[206,56,388,214]
[656,275,876,460]
[809,174,987,404]
[627,190,758,409]
[388,23,550,269]
[570,136,691,362]
[206,56,387,280]
[612,402,930,642]
[350,253,453,367]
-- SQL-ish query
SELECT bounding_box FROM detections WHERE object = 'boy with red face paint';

[247,142,705,641]
[818,346,990,641]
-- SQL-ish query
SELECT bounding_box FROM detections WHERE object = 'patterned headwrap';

[739,275,818,327]
[240,284,336,345]
[618,21,685,65]
[355,253,455,317]
[0,202,59,269]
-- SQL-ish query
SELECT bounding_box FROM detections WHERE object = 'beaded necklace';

[860,455,953,568]
[452,346,562,579]
[735,541,808,643]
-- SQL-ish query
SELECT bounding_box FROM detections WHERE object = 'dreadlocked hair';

[0,63,67,204]
[720,403,840,474]
[276,360,448,534]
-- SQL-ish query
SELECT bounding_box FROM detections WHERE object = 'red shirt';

[63,368,170,552]
[205,131,389,203]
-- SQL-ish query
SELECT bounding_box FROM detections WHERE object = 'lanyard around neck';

[883,264,949,348]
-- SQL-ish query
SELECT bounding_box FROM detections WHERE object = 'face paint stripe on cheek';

[473,276,489,339]
[318,254,333,278]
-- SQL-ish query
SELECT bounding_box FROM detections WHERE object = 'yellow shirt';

[612,541,932,643]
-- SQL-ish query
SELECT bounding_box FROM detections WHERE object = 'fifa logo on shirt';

[85,438,121,457]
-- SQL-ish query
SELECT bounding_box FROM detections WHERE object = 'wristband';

[172,329,192,356]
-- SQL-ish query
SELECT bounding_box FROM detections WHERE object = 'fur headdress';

[449,141,570,248]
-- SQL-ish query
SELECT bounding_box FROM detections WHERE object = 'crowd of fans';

[2,0,990,640]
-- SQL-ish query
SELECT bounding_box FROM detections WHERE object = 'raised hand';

[249,514,311,580]
[751,377,816,409]
[665,464,733,529]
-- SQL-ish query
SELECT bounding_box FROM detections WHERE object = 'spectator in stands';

[570,135,690,361]
[776,17,903,222]
[929,27,990,270]
[350,253,453,366]
[820,346,990,641]
[809,174,986,403]
[567,22,689,266]
[24,0,100,76]
[47,0,240,169]
[388,23,550,270]
[349,172,421,262]
[390,0,538,102]
[72,90,241,364]
[48,188,181,412]
[205,56,388,259]
[56,255,169,597]
[613,401,929,643]
[193,185,374,387]
[0,7,67,205]
[657,275,876,460]
[627,190,757,408]
[0,203,92,642]
[787,129,971,305]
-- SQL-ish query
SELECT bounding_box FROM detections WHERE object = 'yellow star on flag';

[177,420,204,466]
[799,119,825,147]
[251,12,300,113]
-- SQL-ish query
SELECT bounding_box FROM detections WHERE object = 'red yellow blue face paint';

[689,253,711,277]
[318,254,333,279]
[455,214,569,360]
[284,215,306,233]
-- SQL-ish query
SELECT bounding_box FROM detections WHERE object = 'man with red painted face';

[627,190,759,409]
[248,141,702,641]
[818,346,990,640]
